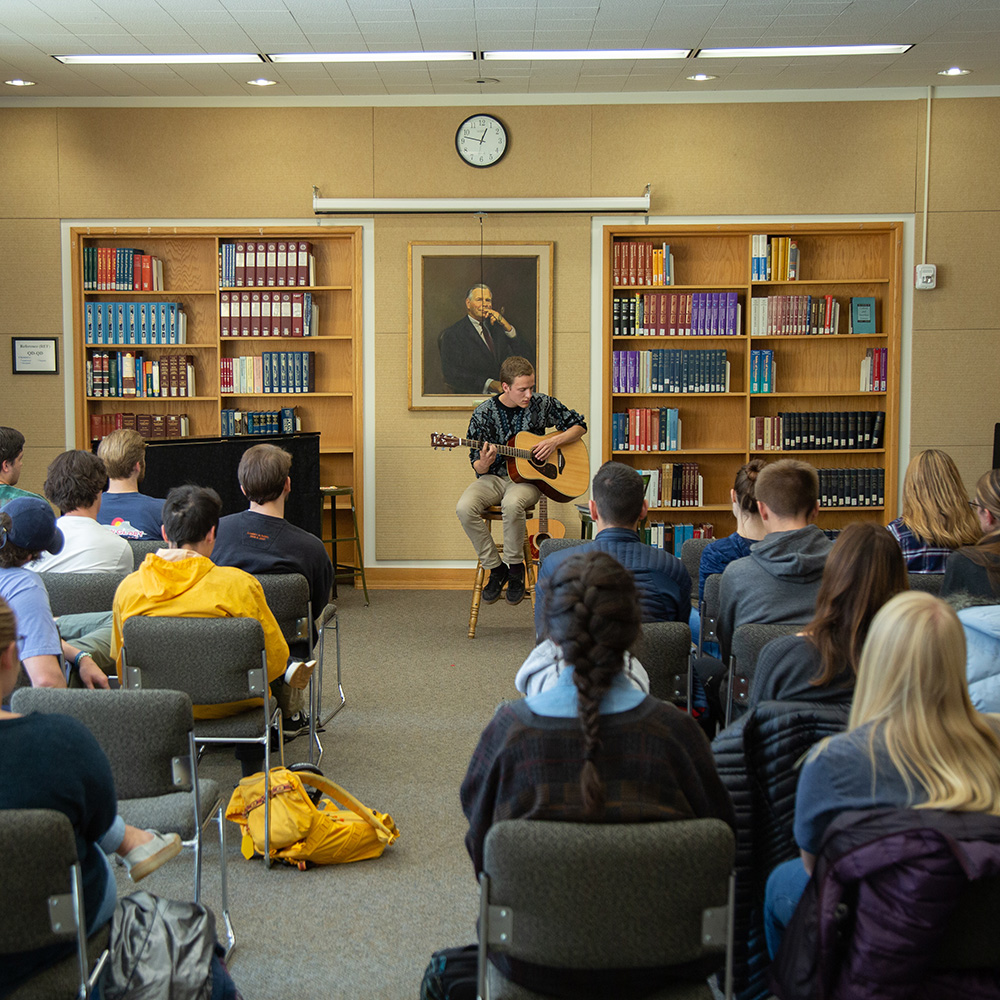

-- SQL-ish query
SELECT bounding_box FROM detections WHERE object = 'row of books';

[88,353,196,399]
[613,291,742,337]
[641,522,715,557]
[750,350,775,393]
[219,241,315,288]
[750,295,877,336]
[220,352,317,395]
[84,302,187,345]
[612,241,675,286]
[611,408,682,452]
[83,247,164,291]
[750,411,886,451]
[818,467,885,508]
[220,407,301,437]
[613,349,731,394]
[637,463,704,508]
[861,348,888,391]
[221,291,319,338]
[753,235,799,282]
[89,411,190,441]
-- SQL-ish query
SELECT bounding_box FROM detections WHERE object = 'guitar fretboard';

[460,437,537,461]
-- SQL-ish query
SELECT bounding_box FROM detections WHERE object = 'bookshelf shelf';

[604,222,902,537]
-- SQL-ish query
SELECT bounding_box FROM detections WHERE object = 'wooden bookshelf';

[68,225,364,567]
[603,222,902,536]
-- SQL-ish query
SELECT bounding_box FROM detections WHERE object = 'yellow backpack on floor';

[225,766,399,869]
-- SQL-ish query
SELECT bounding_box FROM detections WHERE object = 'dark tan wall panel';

[0,110,60,218]
[0,219,62,332]
[928,97,1000,213]
[592,102,920,216]
[55,108,374,218]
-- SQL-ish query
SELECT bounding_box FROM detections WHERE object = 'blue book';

[851,296,877,334]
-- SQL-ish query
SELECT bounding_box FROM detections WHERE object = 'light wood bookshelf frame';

[602,222,903,535]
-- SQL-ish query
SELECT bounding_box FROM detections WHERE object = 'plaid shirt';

[887,517,953,574]
[460,696,734,876]
[466,392,586,477]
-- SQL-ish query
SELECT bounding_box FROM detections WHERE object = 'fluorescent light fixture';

[269,51,474,63]
[247,77,277,86]
[687,74,717,81]
[312,188,650,215]
[483,48,690,61]
[53,53,264,65]
[938,66,971,76]
[696,44,912,58]
[4,78,35,86]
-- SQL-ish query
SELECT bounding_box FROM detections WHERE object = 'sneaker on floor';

[121,830,182,883]
[284,659,318,690]
[505,564,526,605]
[481,564,509,604]
[279,711,322,741]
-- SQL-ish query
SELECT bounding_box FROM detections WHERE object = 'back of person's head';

[753,458,818,519]
[592,461,645,526]
[97,429,147,481]
[499,355,534,386]
[974,469,1000,528]
[850,590,1000,814]
[805,522,908,686]
[0,427,25,467]
[161,485,222,547]
[0,498,64,568]
[541,550,641,818]
[43,450,107,514]
[901,449,980,548]
[238,444,292,504]
[733,459,766,515]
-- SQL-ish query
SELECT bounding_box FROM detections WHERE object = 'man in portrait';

[439,283,520,395]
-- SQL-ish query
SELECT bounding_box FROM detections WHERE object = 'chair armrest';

[316,603,338,630]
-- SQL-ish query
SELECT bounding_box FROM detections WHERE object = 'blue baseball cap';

[2,497,64,554]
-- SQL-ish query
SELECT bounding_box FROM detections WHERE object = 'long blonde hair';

[901,449,981,548]
[849,590,1000,814]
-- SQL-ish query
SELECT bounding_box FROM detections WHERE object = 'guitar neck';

[538,495,549,531]
[462,437,534,461]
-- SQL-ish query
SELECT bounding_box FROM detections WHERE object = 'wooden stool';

[320,485,369,606]
[468,505,536,639]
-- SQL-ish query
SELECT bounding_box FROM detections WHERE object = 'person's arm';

[459,710,513,876]
[531,398,587,461]
[531,422,585,461]
[472,442,498,476]
[21,654,67,688]
[60,639,110,690]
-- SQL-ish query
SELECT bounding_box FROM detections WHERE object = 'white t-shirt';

[32,515,134,574]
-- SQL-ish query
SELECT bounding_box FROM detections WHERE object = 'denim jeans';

[764,857,811,958]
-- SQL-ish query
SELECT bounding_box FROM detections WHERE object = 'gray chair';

[478,818,736,1000]
[698,573,723,657]
[908,572,945,594]
[120,615,284,867]
[537,536,587,564]
[40,571,128,617]
[127,538,161,561]
[632,621,692,707]
[9,687,233,957]
[726,623,802,726]
[0,809,109,999]
[680,537,711,607]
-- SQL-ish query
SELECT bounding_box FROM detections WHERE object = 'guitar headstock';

[430,432,461,450]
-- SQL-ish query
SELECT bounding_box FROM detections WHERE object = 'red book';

[266,242,277,286]
[250,292,261,337]
[240,292,251,337]
[133,254,142,290]
[613,242,621,285]
[296,241,312,286]
[220,292,230,338]
[141,254,152,291]
[280,293,292,337]
[628,242,636,286]
[260,291,272,337]
[235,243,246,287]
[291,292,304,337]
[255,242,267,287]
[276,242,288,286]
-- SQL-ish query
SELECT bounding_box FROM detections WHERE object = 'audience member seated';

[748,521,908,708]
[691,458,767,652]
[533,461,691,638]
[96,428,165,541]
[111,485,314,770]
[0,596,236,999]
[0,426,44,506]
[942,468,1000,600]
[763,590,1000,959]
[32,449,133,575]
[460,549,734,998]
[887,448,981,573]
[0,499,109,689]
[945,591,1000,714]
[211,443,332,659]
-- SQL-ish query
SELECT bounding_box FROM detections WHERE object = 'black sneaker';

[271,712,322,747]
[506,564,526,605]
[481,564,509,604]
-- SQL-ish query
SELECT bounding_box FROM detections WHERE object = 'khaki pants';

[456,475,541,569]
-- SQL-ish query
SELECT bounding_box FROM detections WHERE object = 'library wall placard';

[11,337,59,374]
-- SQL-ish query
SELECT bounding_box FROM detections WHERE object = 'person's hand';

[486,379,502,394]
[483,308,511,332]
[79,656,110,690]
[532,437,557,461]
[479,442,498,468]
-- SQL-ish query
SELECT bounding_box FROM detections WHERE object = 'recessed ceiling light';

[938,66,971,76]
[687,73,717,81]
[482,48,690,61]
[696,44,912,58]
[247,78,277,86]
[268,51,474,63]
[4,78,35,86]
[53,53,263,65]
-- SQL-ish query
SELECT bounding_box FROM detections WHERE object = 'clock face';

[456,114,508,168]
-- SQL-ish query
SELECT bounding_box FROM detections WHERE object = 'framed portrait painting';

[409,242,553,410]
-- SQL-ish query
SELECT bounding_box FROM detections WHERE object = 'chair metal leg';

[217,805,235,961]
[317,611,344,730]
[725,655,736,729]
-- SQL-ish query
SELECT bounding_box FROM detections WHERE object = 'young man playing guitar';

[456,356,586,606]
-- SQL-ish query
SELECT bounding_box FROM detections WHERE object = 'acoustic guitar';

[525,495,566,561]
[430,430,590,504]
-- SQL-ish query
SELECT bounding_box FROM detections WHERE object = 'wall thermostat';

[914,264,937,290]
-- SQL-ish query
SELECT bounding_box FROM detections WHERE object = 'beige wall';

[1,98,996,567]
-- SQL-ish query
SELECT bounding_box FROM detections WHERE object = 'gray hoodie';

[717,524,833,661]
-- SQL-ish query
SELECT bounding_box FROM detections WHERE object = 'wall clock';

[455,114,508,168]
